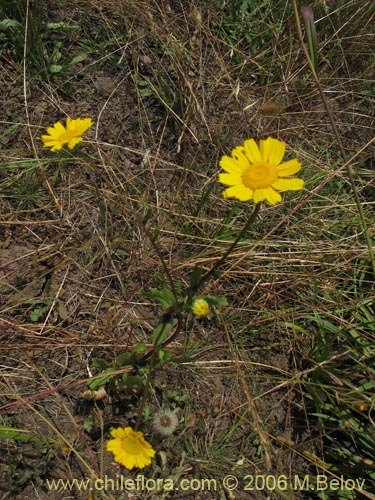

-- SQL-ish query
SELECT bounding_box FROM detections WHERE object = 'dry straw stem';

[272,435,375,500]
[292,0,375,277]
[27,361,101,476]
[2,0,374,495]
[219,314,274,471]
[0,365,133,415]
[0,379,117,500]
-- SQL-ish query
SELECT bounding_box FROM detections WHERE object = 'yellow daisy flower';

[191,298,210,317]
[106,426,155,470]
[219,137,304,205]
[41,117,93,152]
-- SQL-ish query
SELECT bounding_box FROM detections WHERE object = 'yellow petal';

[243,138,262,163]
[259,137,285,165]
[121,455,136,470]
[218,172,242,186]
[111,427,126,439]
[82,118,93,131]
[41,136,55,145]
[72,118,93,134]
[253,188,267,203]
[137,454,151,468]
[276,158,302,176]
[67,137,83,149]
[271,178,304,191]
[223,185,253,201]
[231,146,251,169]
[263,187,282,205]
[65,117,73,130]
[106,440,119,452]
[50,122,66,135]
[268,138,285,165]
[259,138,271,163]
[219,156,245,175]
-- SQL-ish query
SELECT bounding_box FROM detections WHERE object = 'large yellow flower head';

[41,117,93,152]
[106,426,156,470]
[219,137,304,205]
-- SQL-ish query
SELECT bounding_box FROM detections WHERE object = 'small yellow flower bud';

[191,298,209,317]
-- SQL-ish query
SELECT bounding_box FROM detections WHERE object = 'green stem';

[136,315,182,429]
[136,203,260,428]
[191,202,261,295]
[140,222,178,299]
[140,204,261,368]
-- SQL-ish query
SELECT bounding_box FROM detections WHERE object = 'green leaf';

[30,305,49,322]
[45,22,80,31]
[49,64,63,73]
[69,53,88,65]
[142,203,153,223]
[189,267,204,290]
[133,340,147,354]
[92,358,112,371]
[203,295,228,307]
[151,321,172,344]
[301,6,318,75]
[116,352,135,367]
[143,403,150,422]
[0,19,21,30]
[158,348,174,364]
[88,367,117,389]
[141,287,176,310]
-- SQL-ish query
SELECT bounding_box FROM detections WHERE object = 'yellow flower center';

[122,436,140,454]
[242,161,278,189]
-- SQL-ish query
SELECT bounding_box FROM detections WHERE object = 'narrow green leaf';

[0,426,41,443]
[189,267,204,291]
[301,6,318,74]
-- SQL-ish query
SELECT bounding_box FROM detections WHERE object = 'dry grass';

[1,0,375,499]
